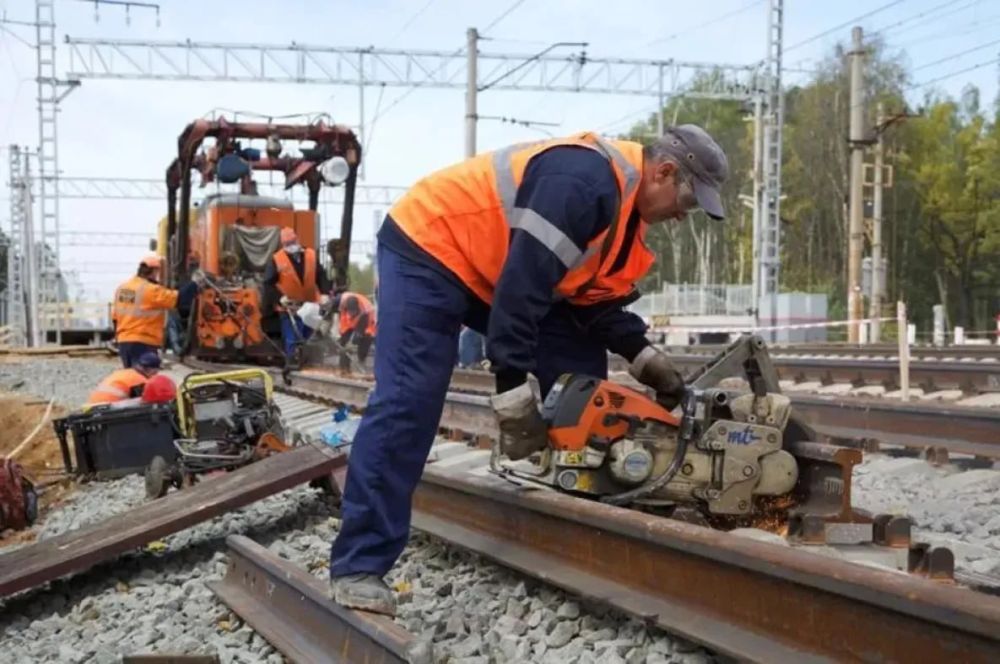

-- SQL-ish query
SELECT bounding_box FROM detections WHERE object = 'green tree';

[899,99,1000,328]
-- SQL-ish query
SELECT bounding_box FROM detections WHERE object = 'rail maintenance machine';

[162,117,362,364]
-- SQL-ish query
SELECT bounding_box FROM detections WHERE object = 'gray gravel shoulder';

[0,356,120,407]
[852,455,1000,575]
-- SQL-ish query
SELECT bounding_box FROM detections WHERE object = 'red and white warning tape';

[649,317,898,334]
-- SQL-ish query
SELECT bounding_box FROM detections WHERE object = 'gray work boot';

[330,573,397,616]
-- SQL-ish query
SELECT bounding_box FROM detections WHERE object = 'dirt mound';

[0,394,76,547]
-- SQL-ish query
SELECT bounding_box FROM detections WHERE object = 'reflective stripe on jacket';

[112,275,178,347]
[273,248,320,304]
[388,132,654,306]
[87,368,148,405]
[338,293,377,337]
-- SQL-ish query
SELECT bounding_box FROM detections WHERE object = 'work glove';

[490,383,548,461]
[279,295,292,308]
[319,294,331,306]
[629,345,686,410]
[191,269,208,288]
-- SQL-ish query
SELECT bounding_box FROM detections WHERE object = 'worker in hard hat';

[86,352,162,405]
[112,253,200,368]
[263,228,331,356]
[332,292,377,364]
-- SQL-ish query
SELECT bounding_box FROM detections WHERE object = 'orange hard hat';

[280,227,298,245]
[140,252,162,269]
[141,374,176,404]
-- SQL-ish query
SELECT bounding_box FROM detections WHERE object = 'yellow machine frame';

[175,368,273,439]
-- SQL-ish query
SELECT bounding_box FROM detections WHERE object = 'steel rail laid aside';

[210,535,430,664]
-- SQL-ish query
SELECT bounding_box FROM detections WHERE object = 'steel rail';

[0,445,344,598]
[632,353,1000,394]
[197,363,1000,660]
[210,535,430,664]
[660,342,1000,360]
[412,467,1000,662]
[281,369,1000,458]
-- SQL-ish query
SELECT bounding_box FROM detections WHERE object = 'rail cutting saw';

[493,335,809,515]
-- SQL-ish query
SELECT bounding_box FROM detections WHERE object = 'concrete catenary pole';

[870,102,885,342]
[847,26,866,344]
[465,27,478,158]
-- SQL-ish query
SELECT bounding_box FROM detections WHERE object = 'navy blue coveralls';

[330,146,653,578]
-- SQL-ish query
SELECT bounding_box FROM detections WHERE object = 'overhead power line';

[894,13,1000,49]
[785,1,906,52]
[387,0,439,42]
[646,0,765,46]
[873,0,975,36]
[908,55,999,90]
[911,37,1000,73]
[482,0,528,34]
[371,0,530,125]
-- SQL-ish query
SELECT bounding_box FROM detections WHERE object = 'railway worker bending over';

[263,228,331,356]
[87,352,163,405]
[329,125,730,615]
[112,253,199,368]
[332,291,377,365]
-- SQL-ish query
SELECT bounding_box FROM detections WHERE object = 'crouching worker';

[333,292,377,364]
[263,228,331,356]
[87,352,162,405]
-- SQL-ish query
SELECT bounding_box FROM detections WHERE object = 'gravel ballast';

[851,454,1000,575]
[2,357,997,662]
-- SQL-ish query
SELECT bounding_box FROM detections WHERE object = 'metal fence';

[630,284,754,318]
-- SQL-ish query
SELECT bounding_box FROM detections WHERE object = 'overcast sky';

[1,0,997,301]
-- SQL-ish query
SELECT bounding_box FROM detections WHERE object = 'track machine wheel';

[145,456,171,499]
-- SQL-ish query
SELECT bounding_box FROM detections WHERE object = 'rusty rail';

[210,535,428,664]
[187,363,1000,661]
[0,445,344,598]
[412,467,1000,662]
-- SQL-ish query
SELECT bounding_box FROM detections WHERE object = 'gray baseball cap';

[660,124,729,220]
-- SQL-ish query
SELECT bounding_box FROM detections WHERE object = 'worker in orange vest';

[87,352,162,405]
[263,228,331,356]
[113,253,199,368]
[330,126,729,615]
[332,292,377,363]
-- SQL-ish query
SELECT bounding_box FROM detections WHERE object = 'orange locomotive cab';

[163,118,361,363]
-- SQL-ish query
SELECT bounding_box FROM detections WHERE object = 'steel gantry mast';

[755,0,784,333]
[6,147,28,346]
[35,0,62,343]
[57,5,786,327]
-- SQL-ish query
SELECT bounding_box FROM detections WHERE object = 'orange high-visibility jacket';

[389,132,654,306]
[338,293,377,337]
[112,275,178,347]
[273,248,320,304]
[87,368,148,405]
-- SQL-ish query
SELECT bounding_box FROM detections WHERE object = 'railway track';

[256,364,1000,661]
[613,350,1000,395]
[280,366,1000,460]
[6,357,998,661]
[660,342,1000,361]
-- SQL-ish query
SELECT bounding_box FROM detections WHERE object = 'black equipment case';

[53,403,178,478]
